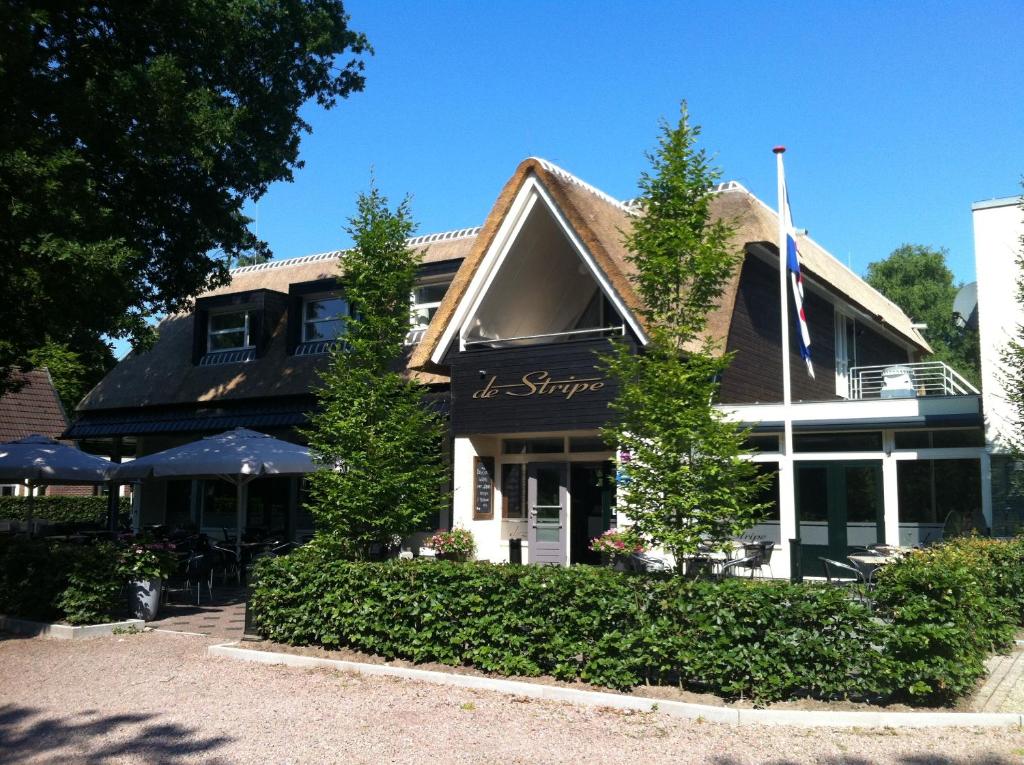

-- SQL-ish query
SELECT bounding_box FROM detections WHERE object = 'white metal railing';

[463,325,625,349]
[848,361,980,399]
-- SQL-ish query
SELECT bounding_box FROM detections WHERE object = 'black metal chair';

[183,552,215,605]
[820,557,865,584]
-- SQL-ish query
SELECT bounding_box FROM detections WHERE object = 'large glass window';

[501,464,526,519]
[503,438,564,454]
[207,310,252,351]
[303,296,347,343]
[897,458,981,524]
[794,432,882,453]
[754,462,780,521]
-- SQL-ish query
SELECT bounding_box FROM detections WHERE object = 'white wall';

[974,197,1024,452]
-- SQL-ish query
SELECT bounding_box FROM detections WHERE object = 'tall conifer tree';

[602,104,767,572]
[305,184,447,558]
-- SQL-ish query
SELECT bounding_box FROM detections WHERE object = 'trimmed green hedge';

[251,546,886,703]
[0,537,123,624]
[251,537,1024,706]
[0,495,130,526]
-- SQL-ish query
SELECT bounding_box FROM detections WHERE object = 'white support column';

[131,483,142,532]
[777,456,796,580]
[882,435,901,546]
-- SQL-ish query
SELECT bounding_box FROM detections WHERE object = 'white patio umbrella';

[112,427,318,557]
[0,434,114,529]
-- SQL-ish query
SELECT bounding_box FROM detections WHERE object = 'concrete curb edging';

[207,642,1024,728]
[0,614,145,640]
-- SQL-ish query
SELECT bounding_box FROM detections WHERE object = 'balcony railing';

[848,361,980,400]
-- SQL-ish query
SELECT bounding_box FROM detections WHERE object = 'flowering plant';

[589,528,645,558]
[117,544,178,581]
[426,528,475,561]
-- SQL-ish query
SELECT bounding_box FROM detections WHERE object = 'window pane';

[503,438,564,454]
[743,435,780,452]
[897,461,935,523]
[209,311,246,332]
[754,462,780,520]
[305,297,346,321]
[410,306,433,330]
[931,429,985,448]
[845,465,880,523]
[569,436,609,453]
[502,464,525,519]
[414,284,448,304]
[209,330,246,350]
[894,431,931,449]
[535,467,561,507]
[794,432,882,453]
[797,466,828,523]
[304,319,344,342]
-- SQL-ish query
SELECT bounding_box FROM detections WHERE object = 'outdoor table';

[847,549,908,582]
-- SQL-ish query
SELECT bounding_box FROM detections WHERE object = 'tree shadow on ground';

[712,754,1020,765]
[0,704,233,764]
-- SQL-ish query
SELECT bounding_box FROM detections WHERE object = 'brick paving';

[973,644,1024,712]
[147,584,248,640]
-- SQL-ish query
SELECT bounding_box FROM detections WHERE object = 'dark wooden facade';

[449,338,621,436]
[718,254,911,405]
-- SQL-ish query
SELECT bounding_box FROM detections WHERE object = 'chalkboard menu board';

[501,463,524,519]
[473,457,495,519]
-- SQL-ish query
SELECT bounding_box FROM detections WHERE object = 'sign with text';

[473,457,495,520]
[472,371,605,401]
[450,338,623,436]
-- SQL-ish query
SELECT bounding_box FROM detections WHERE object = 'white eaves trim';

[430,174,648,366]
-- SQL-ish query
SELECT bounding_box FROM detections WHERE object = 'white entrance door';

[527,463,567,565]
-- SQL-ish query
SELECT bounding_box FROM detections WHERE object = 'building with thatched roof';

[70,158,986,577]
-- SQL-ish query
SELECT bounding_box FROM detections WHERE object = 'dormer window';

[406,280,450,345]
[208,310,253,352]
[303,296,348,343]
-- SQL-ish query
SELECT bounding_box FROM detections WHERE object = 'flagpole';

[774,146,799,580]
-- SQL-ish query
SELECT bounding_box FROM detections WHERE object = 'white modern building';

[973,194,1024,535]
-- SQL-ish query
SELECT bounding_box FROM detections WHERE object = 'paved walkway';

[147,584,248,640]
[3,632,1024,764]
[974,645,1024,712]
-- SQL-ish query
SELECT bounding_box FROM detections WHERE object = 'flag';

[779,167,814,378]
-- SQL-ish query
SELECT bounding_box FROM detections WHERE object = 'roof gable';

[0,369,69,443]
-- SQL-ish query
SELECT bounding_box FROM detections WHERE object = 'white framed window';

[1,484,19,497]
[834,308,857,398]
[406,280,450,344]
[208,309,253,352]
[303,295,348,343]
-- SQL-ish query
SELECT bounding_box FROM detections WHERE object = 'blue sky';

[248,0,1021,285]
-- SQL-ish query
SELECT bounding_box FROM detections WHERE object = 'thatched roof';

[77,230,476,412]
[78,157,928,415]
[409,158,929,372]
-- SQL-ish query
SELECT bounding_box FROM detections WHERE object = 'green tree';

[865,244,980,383]
[602,104,767,573]
[0,1,369,394]
[1000,191,1024,455]
[304,184,448,559]
[27,338,115,413]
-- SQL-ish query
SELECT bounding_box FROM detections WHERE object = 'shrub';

[0,495,131,526]
[250,549,883,703]
[0,537,128,625]
[873,536,1024,705]
[58,542,124,625]
[250,536,1024,706]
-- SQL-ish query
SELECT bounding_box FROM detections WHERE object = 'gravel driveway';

[2,631,1024,764]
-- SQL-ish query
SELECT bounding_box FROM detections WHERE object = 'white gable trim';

[430,174,647,365]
